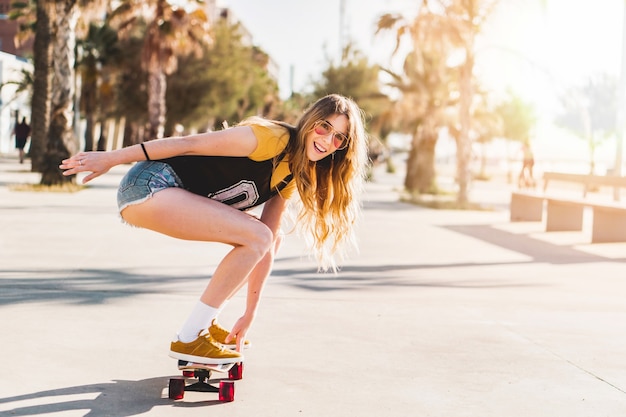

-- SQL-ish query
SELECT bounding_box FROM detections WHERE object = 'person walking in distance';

[60,94,368,364]
[518,141,535,189]
[13,117,31,164]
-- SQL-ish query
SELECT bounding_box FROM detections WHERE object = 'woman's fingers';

[58,152,107,184]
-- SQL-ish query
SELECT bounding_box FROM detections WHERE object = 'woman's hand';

[59,151,113,184]
[225,314,254,352]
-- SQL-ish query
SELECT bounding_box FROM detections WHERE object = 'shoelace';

[202,333,227,352]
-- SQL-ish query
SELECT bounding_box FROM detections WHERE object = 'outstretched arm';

[59,126,258,184]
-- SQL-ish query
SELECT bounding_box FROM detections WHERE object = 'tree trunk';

[29,0,53,173]
[41,0,79,186]
[455,56,474,206]
[147,54,166,140]
[96,117,107,151]
[404,124,438,194]
[84,112,95,151]
[82,67,97,151]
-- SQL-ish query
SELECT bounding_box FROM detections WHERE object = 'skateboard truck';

[168,360,243,401]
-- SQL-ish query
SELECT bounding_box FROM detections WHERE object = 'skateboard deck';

[178,360,236,374]
[168,359,243,402]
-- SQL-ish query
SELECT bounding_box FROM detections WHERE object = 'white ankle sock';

[218,300,229,315]
[177,301,219,343]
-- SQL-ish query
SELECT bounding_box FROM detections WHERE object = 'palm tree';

[446,0,499,204]
[376,9,459,195]
[12,0,110,184]
[377,0,498,205]
[108,0,212,140]
[41,0,80,185]
[10,0,52,173]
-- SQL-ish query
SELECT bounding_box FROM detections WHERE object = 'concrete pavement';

[0,154,625,416]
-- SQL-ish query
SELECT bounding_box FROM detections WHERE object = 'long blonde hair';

[287,94,368,271]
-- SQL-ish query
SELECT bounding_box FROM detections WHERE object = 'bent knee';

[246,223,274,258]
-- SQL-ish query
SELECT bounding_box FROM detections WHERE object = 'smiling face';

[305,114,349,162]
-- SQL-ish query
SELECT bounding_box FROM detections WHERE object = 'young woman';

[60,94,368,364]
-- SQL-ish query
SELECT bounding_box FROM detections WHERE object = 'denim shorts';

[117,161,184,213]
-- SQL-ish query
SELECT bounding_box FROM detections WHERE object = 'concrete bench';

[545,197,584,232]
[510,191,544,222]
[546,198,626,242]
[589,202,626,243]
[543,171,626,200]
[510,192,626,243]
[511,170,626,222]
[542,172,626,242]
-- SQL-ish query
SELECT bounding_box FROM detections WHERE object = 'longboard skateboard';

[168,360,244,402]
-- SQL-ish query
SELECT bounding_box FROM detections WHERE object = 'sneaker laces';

[202,332,228,352]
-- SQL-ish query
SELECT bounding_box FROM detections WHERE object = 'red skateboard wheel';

[218,381,235,402]
[168,378,185,400]
[228,362,243,380]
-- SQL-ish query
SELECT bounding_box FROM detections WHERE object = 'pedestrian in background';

[518,141,535,189]
[13,117,30,164]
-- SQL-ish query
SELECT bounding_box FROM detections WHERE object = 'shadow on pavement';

[0,376,225,416]
[271,256,544,292]
[444,224,626,264]
[2,222,623,306]
[0,269,210,306]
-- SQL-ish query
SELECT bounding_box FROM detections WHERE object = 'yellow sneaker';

[209,319,251,350]
[169,330,243,364]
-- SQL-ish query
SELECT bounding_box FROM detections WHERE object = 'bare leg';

[120,188,274,308]
[222,233,283,302]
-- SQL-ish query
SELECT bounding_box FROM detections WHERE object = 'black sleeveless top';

[159,124,295,211]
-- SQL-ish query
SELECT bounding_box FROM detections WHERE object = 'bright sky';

[476,0,625,168]
[222,0,624,107]
[222,0,415,96]
[478,0,624,113]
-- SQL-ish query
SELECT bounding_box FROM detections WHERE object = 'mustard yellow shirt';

[249,123,296,200]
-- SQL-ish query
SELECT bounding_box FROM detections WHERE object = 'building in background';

[0,50,32,154]
[0,0,32,57]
